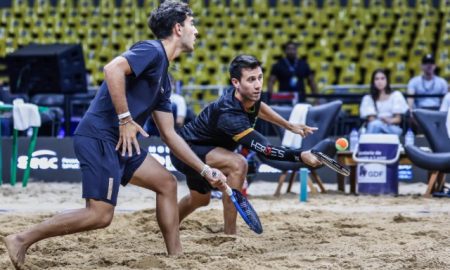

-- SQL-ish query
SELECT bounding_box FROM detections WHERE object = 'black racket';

[311,150,350,176]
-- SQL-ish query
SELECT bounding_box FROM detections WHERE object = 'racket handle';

[224,184,233,196]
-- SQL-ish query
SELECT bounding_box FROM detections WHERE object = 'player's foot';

[3,234,27,270]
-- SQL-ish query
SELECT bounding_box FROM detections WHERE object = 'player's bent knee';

[89,208,114,229]
[96,213,114,229]
[230,154,248,175]
[157,174,178,195]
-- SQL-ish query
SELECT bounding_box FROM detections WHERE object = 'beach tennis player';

[171,55,321,235]
[3,2,227,269]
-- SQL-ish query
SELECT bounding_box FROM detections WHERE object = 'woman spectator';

[360,69,409,135]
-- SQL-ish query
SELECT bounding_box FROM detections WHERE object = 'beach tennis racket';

[224,184,263,234]
[311,149,350,177]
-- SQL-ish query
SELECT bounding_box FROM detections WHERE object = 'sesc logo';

[17,150,58,170]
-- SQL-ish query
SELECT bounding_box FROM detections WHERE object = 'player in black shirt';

[171,55,321,234]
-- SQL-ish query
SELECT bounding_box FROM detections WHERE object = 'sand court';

[1,181,450,269]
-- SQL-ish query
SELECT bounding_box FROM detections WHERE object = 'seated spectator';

[360,69,408,135]
[407,54,448,110]
[144,73,188,135]
[440,92,450,112]
[168,73,187,128]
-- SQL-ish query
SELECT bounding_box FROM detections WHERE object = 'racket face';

[232,189,263,234]
[311,150,350,176]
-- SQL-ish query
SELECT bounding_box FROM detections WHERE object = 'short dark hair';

[283,41,298,51]
[229,55,262,81]
[148,1,193,39]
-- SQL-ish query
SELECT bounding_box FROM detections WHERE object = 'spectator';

[168,73,187,128]
[267,41,317,103]
[360,69,408,135]
[407,54,448,110]
[440,92,450,112]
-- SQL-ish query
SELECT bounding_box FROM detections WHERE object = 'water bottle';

[405,128,415,146]
[350,128,359,152]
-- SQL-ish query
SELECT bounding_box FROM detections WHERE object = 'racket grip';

[224,184,233,196]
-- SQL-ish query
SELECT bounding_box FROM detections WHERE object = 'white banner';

[357,163,387,184]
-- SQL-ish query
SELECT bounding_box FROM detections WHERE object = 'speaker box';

[6,44,87,95]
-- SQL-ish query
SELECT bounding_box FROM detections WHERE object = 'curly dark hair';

[148,1,193,39]
[229,55,262,81]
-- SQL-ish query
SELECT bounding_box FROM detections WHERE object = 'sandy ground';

[1,181,450,270]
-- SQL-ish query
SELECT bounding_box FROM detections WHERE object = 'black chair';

[258,100,342,196]
[30,94,64,136]
[405,109,450,197]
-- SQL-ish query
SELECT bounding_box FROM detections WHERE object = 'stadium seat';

[389,62,409,84]
[405,109,450,197]
[257,100,342,196]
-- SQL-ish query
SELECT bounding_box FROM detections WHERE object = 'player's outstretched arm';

[104,56,149,157]
[152,110,226,188]
[237,129,321,167]
[258,102,317,138]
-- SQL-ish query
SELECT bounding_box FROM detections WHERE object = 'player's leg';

[170,146,214,224]
[178,189,211,222]
[4,135,120,269]
[205,147,248,234]
[4,199,114,269]
[128,154,182,255]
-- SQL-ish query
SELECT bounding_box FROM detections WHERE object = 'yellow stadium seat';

[339,38,359,60]
[439,62,450,81]
[333,51,351,69]
[359,50,381,71]
[392,0,411,15]
[323,0,341,18]
[416,0,434,15]
[390,62,409,84]
[339,63,361,85]
[290,9,308,28]
[441,0,450,13]
[384,48,406,69]
[306,18,323,36]
[300,0,316,16]
[436,48,450,67]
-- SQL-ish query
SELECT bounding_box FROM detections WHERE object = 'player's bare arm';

[104,56,149,157]
[152,110,226,188]
[258,102,317,137]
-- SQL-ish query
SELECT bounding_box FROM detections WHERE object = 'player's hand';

[204,167,227,190]
[290,124,318,138]
[116,118,149,156]
[300,151,322,167]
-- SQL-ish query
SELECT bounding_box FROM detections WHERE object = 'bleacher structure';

[0,0,449,109]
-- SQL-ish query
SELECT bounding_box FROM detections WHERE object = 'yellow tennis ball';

[335,138,349,151]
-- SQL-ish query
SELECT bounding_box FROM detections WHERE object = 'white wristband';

[200,165,211,177]
[118,111,131,120]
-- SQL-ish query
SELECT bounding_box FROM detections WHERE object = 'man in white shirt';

[168,73,187,128]
[440,93,450,112]
[407,54,448,110]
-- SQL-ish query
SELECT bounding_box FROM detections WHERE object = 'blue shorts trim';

[73,135,147,206]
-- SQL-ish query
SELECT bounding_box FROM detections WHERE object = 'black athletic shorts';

[170,144,216,194]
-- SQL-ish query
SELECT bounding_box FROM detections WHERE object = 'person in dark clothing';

[268,41,317,103]
[171,55,321,235]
